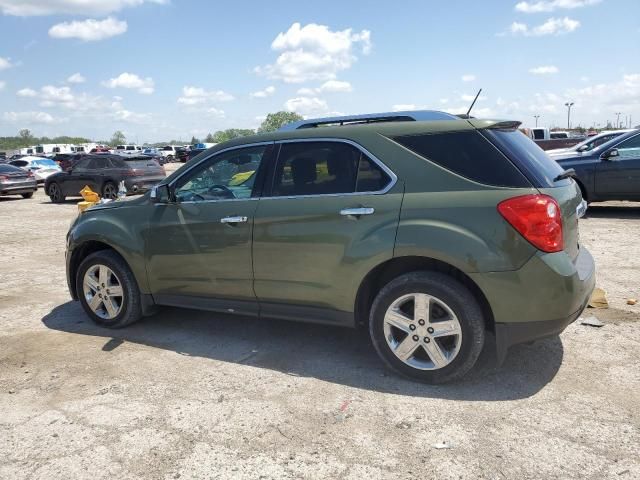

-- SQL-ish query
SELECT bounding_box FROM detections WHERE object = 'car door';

[145,143,274,315]
[596,132,640,200]
[61,157,93,196]
[252,140,404,324]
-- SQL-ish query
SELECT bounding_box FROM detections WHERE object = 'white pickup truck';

[158,145,181,161]
[114,145,143,157]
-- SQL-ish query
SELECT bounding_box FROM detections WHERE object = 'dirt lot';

[1,180,639,479]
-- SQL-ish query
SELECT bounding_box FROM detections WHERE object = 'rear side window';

[0,164,23,173]
[271,141,391,197]
[485,129,567,188]
[393,131,530,187]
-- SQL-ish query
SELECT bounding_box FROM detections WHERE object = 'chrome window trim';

[163,137,398,205]
[263,137,398,200]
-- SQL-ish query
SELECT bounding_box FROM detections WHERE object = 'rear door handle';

[340,207,375,217]
[220,216,248,224]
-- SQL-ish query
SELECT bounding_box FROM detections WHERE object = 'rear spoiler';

[468,119,522,131]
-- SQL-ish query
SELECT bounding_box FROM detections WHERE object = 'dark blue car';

[553,129,640,203]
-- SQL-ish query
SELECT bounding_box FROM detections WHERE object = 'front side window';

[616,133,640,159]
[174,145,267,202]
[271,141,390,197]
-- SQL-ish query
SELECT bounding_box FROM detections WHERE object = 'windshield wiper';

[553,168,577,182]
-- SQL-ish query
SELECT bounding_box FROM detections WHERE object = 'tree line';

[0,111,304,151]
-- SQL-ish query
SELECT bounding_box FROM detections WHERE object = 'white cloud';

[509,17,580,36]
[529,65,559,74]
[461,74,476,82]
[3,111,65,124]
[439,98,449,104]
[0,0,167,16]
[284,96,329,117]
[49,17,127,41]
[17,87,37,97]
[566,73,640,111]
[250,85,275,98]
[206,107,225,118]
[112,109,151,123]
[0,56,13,70]
[67,72,86,83]
[102,72,154,94]
[255,22,371,83]
[461,94,487,102]
[515,0,600,13]
[443,106,495,117]
[296,80,353,96]
[177,86,234,105]
[392,104,424,111]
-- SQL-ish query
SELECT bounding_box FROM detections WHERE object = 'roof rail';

[278,110,459,131]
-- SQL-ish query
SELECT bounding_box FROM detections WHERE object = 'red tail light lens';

[497,194,563,253]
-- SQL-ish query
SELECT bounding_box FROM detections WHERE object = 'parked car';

[159,145,180,161]
[64,110,595,383]
[0,164,37,198]
[141,148,166,165]
[553,129,640,202]
[114,145,143,157]
[175,146,189,163]
[547,130,631,156]
[187,147,206,162]
[9,156,62,182]
[45,154,166,202]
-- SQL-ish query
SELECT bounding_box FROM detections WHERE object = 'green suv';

[65,111,595,383]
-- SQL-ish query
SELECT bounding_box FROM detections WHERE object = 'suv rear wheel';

[76,250,142,328]
[369,271,485,383]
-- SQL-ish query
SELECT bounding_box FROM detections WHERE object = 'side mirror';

[602,148,619,160]
[150,184,172,203]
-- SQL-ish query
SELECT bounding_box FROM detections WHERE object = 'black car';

[175,147,189,163]
[52,153,84,172]
[553,129,640,203]
[0,164,38,198]
[45,154,166,202]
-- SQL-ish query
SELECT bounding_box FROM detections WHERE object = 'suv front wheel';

[369,272,485,383]
[76,250,143,328]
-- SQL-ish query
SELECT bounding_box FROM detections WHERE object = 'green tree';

[258,111,303,133]
[204,133,216,143]
[190,136,200,145]
[19,129,33,140]
[211,129,255,143]
[109,130,126,146]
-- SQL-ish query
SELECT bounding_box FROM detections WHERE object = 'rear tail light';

[0,175,8,181]
[497,194,563,253]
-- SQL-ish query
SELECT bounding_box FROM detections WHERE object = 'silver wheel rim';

[383,293,462,370]
[103,184,116,199]
[82,264,124,320]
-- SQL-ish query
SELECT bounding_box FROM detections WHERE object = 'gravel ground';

[1,179,639,479]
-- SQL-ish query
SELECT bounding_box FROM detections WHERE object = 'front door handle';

[340,207,375,217]
[220,215,248,224]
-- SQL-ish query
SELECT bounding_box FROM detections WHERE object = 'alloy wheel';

[383,293,462,370]
[103,183,117,199]
[49,184,60,202]
[82,264,124,320]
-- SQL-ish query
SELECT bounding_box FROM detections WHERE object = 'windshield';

[574,133,621,152]
[590,130,640,153]
[33,159,58,167]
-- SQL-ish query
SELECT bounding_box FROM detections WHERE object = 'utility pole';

[564,102,574,129]
[533,115,540,127]
[615,112,621,128]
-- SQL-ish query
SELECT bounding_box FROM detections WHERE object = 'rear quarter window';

[392,130,530,188]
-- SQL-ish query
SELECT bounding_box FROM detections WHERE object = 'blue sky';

[0,0,638,142]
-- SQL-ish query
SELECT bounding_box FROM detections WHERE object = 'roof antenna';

[465,88,482,118]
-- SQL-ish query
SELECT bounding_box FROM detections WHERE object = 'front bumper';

[470,246,596,363]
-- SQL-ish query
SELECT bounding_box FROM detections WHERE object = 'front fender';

[68,205,150,294]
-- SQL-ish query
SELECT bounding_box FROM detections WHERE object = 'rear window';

[124,160,160,169]
[0,164,23,173]
[484,129,568,188]
[393,131,530,187]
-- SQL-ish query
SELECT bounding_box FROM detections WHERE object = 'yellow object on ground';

[78,185,100,213]
[588,287,608,309]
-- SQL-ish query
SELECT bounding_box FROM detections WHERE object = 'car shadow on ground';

[585,203,640,219]
[42,301,564,401]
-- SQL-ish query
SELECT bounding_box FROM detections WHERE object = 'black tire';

[76,250,142,328]
[102,181,118,200]
[48,182,65,203]
[369,271,485,384]
[167,155,174,162]
[21,192,34,199]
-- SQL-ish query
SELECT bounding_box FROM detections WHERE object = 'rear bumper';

[470,246,596,362]
[0,182,37,195]
[124,177,164,193]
